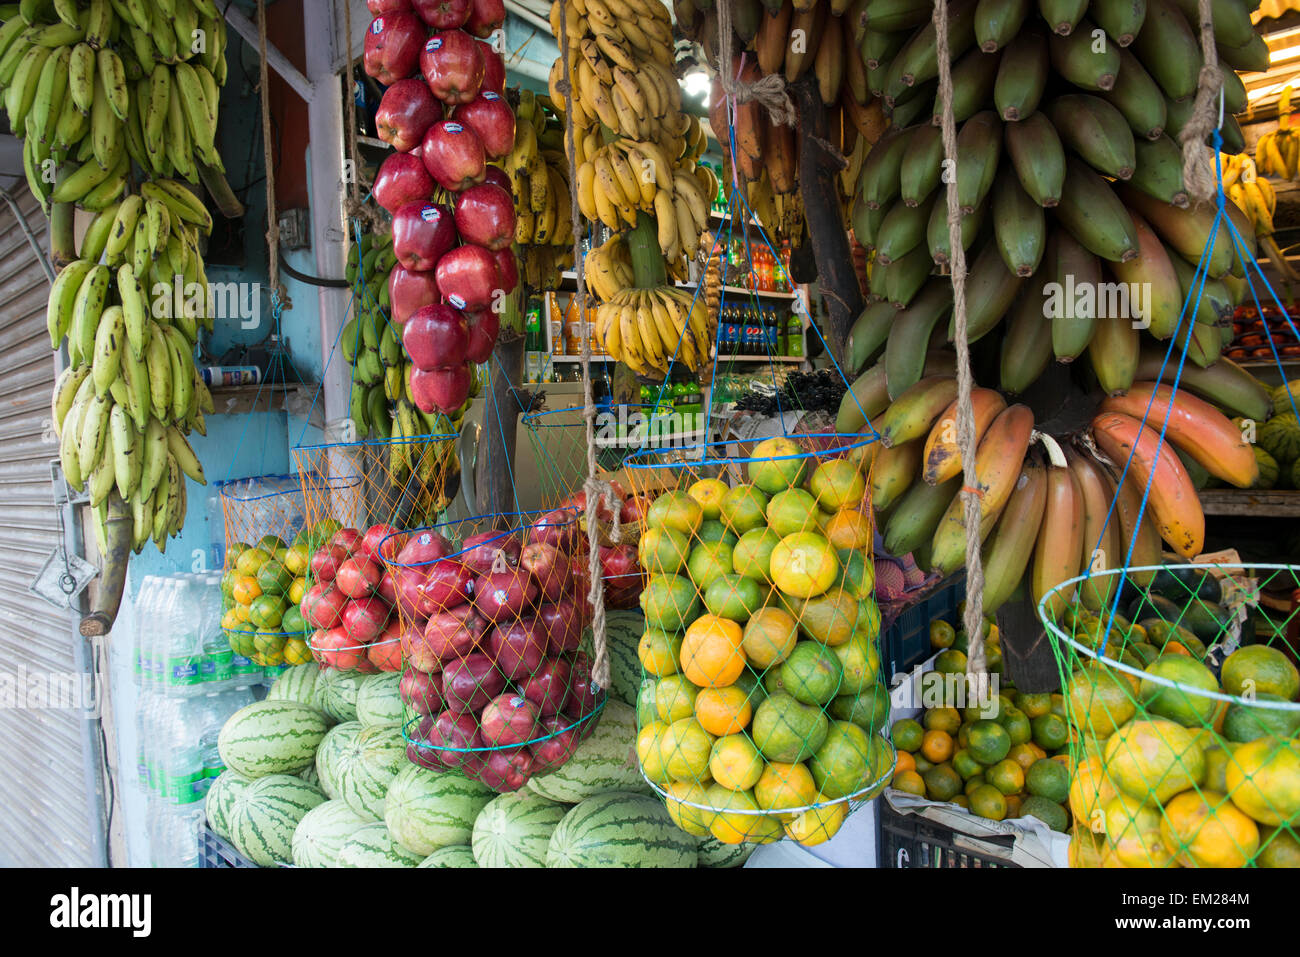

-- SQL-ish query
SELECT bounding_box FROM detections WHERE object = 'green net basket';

[1041,563,1300,868]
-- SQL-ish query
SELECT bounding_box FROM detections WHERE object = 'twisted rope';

[556,3,612,690]
[717,0,798,128]
[932,0,988,690]
[1180,0,1223,206]
[256,0,283,300]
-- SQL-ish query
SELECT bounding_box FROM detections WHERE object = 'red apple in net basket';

[421,602,487,665]
[421,119,487,191]
[479,747,534,792]
[418,558,474,614]
[388,264,443,325]
[363,12,424,85]
[566,651,602,728]
[453,93,515,160]
[411,364,473,415]
[374,152,435,215]
[435,243,499,310]
[392,201,457,272]
[335,554,382,598]
[480,693,541,747]
[488,618,547,680]
[430,709,484,766]
[407,717,448,771]
[463,308,499,363]
[461,529,520,573]
[331,527,364,555]
[309,544,347,583]
[464,0,505,39]
[302,582,346,629]
[315,626,369,670]
[520,656,572,717]
[397,529,455,566]
[538,596,583,654]
[375,79,444,153]
[453,181,515,250]
[403,303,470,371]
[494,248,518,295]
[475,568,540,622]
[341,596,390,643]
[401,621,440,673]
[361,523,406,562]
[377,570,398,604]
[411,0,470,29]
[368,619,404,671]
[420,30,485,105]
[520,542,566,601]
[400,667,445,714]
[442,652,505,713]
[527,508,578,550]
[478,41,505,94]
[530,714,580,773]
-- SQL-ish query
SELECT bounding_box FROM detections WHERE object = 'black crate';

[199,826,257,868]
[876,802,1019,869]
[882,576,966,682]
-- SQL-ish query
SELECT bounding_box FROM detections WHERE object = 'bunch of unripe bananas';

[343,230,466,515]
[0,0,228,213]
[546,0,717,372]
[46,175,218,556]
[504,90,576,291]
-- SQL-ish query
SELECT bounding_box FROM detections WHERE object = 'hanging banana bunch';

[505,89,576,290]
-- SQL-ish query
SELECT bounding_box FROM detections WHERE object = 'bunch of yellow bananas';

[1222,154,1277,237]
[595,286,713,376]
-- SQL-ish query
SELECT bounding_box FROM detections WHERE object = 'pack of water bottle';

[132,573,261,866]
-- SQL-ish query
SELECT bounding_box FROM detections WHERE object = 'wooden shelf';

[1199,489,1300,517]
[355,135,391,150]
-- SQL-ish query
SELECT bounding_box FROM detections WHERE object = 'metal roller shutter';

[0,183,104,867]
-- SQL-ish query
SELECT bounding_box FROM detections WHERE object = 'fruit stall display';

[1044,563,1300,869]
[1,0,239,556]
[1224,306,1300,365]
[207,661,750,867]
[627,437,895,848]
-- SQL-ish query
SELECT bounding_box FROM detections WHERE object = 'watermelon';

[1291,456,1300,492]
[299,762,321,788]
[267,662,322,708]
[418,845,478,867]
[1255,446,1280,489]
[384,766,494,855]
[227,774,326,867]
[697,836,756,868]
[1258,413,1300,465]
[546,792,699,868]
[312,668,369,722]
[291,799,369,868]
[218,700,331,778]
[527,699,650,803]
[317,723,405,821]
[603,609,645,706]
[1274,381,1300,416]
[471,790,568,868]
[336,823,423,867]
[356,671,403,726]
[205,769,253,840]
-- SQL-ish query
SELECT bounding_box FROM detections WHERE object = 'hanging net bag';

[1041,93,1300,866]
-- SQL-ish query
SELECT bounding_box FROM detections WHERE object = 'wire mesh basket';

[1042,563,1300,868]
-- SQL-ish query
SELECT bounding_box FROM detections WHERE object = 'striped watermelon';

[527,699,649,803]
[227,774,326,867]
[299,762,321,788]
[205,769,253,840]
[1255,446,1280,489]
[312,668,369,722]
[336,823,423,867]
[267,662,322,709]
[291,799,369,868]
[697,837,755,868]
[418,845,478,867]
[384,766,494,856]
[471,790,568,868]
[319,723,405,821]
[1259,413,1300,465]
[546,792,698,868]
[355,671,403,726]
[218,700,331,778]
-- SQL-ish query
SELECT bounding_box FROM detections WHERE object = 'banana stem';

[1034,430,1067,468]
[626,210,667,289]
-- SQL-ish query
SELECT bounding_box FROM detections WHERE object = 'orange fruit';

[892,770,926,796]
[1160,790,1260,868]
[987,758,1025,796]
[968,783,1008,821]
[769,532,840,598]
[709,734,764,791]
[920,729,954,764]
[755,761,818,814]
[923,706,961,735]
[1007,743,1040,773]
[894,750,916,773]
[232,575,262,605]
[681,615,747,687]
[740,607,798,668]
[695,685,753,736]
[1004,793,1023,818]
[809,459,866,510]
[824,508,872,549]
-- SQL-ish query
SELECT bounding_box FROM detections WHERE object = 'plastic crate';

[199,826,257,868]
[882,576,966,683]
[876,802,1018,869]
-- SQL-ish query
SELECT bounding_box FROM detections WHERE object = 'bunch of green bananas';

[0,0,228,214]
[507,90,576,292]
[46,179,216,557]
[342,230,476,510]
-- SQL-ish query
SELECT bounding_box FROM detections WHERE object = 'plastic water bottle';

[200,575,234,692]
[162,577,205,697]
[146,579,177,690]
[134,575,157,686]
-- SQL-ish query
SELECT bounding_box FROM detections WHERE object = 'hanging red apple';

[391,201,458,272]
[420,29,486,105]
[363,13,424,85]
[421,119,487,191]
[375,78,444,153]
